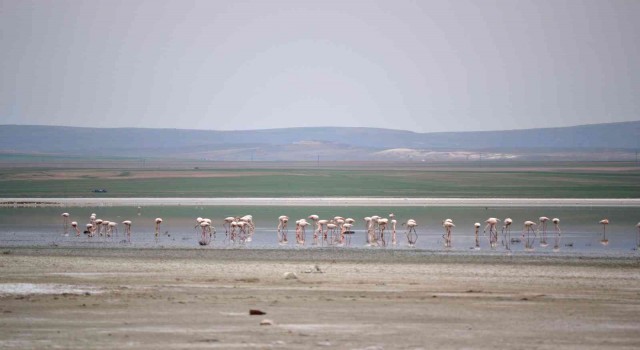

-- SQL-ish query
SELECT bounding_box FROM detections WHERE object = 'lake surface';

[1,204,638,256]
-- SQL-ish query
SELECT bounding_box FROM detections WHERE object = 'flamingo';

[552,218,561,251]
[326,223,337,245]
[229,220,238,243]
[389,214,398,245]
[108,221,118,237]
[277,215,289,244]
[70,221,80,236]
[636,222,640,249]
[102,221,111,238]
[204,218,215,241]
[308,214,319,237]
[223,217,235,236]
[61,213,70,236]
[523,221,537,250]
[378,218,389,246]
[369,215,381,244]
[295,219,310,245]
[484,218,501,248]
[85,223,94,236]
[502,218,513,250]
[122,220,132,243]
[599,219,609,245]
[442,219,454,248]
[89,213,96,226]
[199,221,211,245]
[341,223,354,246]
[94,219,103,236]
[154,218,163,241]
[404,219,418,246]
[363,217,372,244]
[473,222,482,249]
[538,216,550,247]
[240,215,255,241]
[315,219,329,245]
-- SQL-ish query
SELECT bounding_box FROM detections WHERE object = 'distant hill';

[0,121,638,161]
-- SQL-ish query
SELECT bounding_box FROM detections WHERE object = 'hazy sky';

[1,0,639,132]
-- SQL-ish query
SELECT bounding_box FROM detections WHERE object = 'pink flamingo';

[523,221,537,251]
[295,219,310,245]
[538,216,550,247]
[502,218,513,250]
[108,221,118,237]
[240,215,254,241]
[61,213,70,236]
[122,220,132,243]
[85,223,94,237]
[199,221,211,245]
[70,221,80,236]
[154,218,163,242]
[94,219,103,236]
[484,218,501,248]
[341,223,354,246]
[325,223,337,244]
[389,214,398,245]
[599,219,609,245]
[277,215,289,244]
[442,219,454,248]
[404,219,418,246]
[223,217,235,237]
[377,218,389,246]
[363,217,372,245]
[474,223,481,249]
[552,218,561,251]
[315,219,329,245]
[636,222,640,249]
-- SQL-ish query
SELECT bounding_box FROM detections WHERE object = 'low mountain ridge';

[0,121,638,161]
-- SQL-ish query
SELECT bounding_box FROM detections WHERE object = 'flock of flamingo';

[59,211,640,250]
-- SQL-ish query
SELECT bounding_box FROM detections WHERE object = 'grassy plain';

[0,161,639,198]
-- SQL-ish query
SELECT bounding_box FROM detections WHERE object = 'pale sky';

[1,0,639,132]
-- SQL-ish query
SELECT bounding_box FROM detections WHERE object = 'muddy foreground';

[1,248,639,349]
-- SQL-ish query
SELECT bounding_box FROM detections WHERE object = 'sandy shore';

[1,248,639,349]
[3,197,640,207]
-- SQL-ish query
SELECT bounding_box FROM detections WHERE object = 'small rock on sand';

[260,319,273,326]
[283,272,298,280]
[250,309,266,315]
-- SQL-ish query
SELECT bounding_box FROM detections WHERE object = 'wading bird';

[474,223,481,249]
[599,219,609,245]
[552,218,561,251]
[502,218,513,250]
[122,220,132,243]
[389,214,398,245]
[523,221,537,250]
[404,219,418,247]
[636,222,640,249]
[61,213,70,236]
[484,218,501,248]
[277,215,289,244]
[538,216,550,247]
[155,218,163,242]
[442,219,454,248]
[108,221,118,237]
[71,221,80,236]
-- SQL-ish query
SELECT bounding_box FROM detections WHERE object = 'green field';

[1,162,639,198]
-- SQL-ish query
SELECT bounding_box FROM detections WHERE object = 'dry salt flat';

[0,248,639,349]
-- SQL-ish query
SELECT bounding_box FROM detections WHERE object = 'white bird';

[599,219,609,245]
[122,220,132,242]
[523,220,537,250]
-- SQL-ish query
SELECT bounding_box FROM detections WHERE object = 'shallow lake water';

[0,205,638,256]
